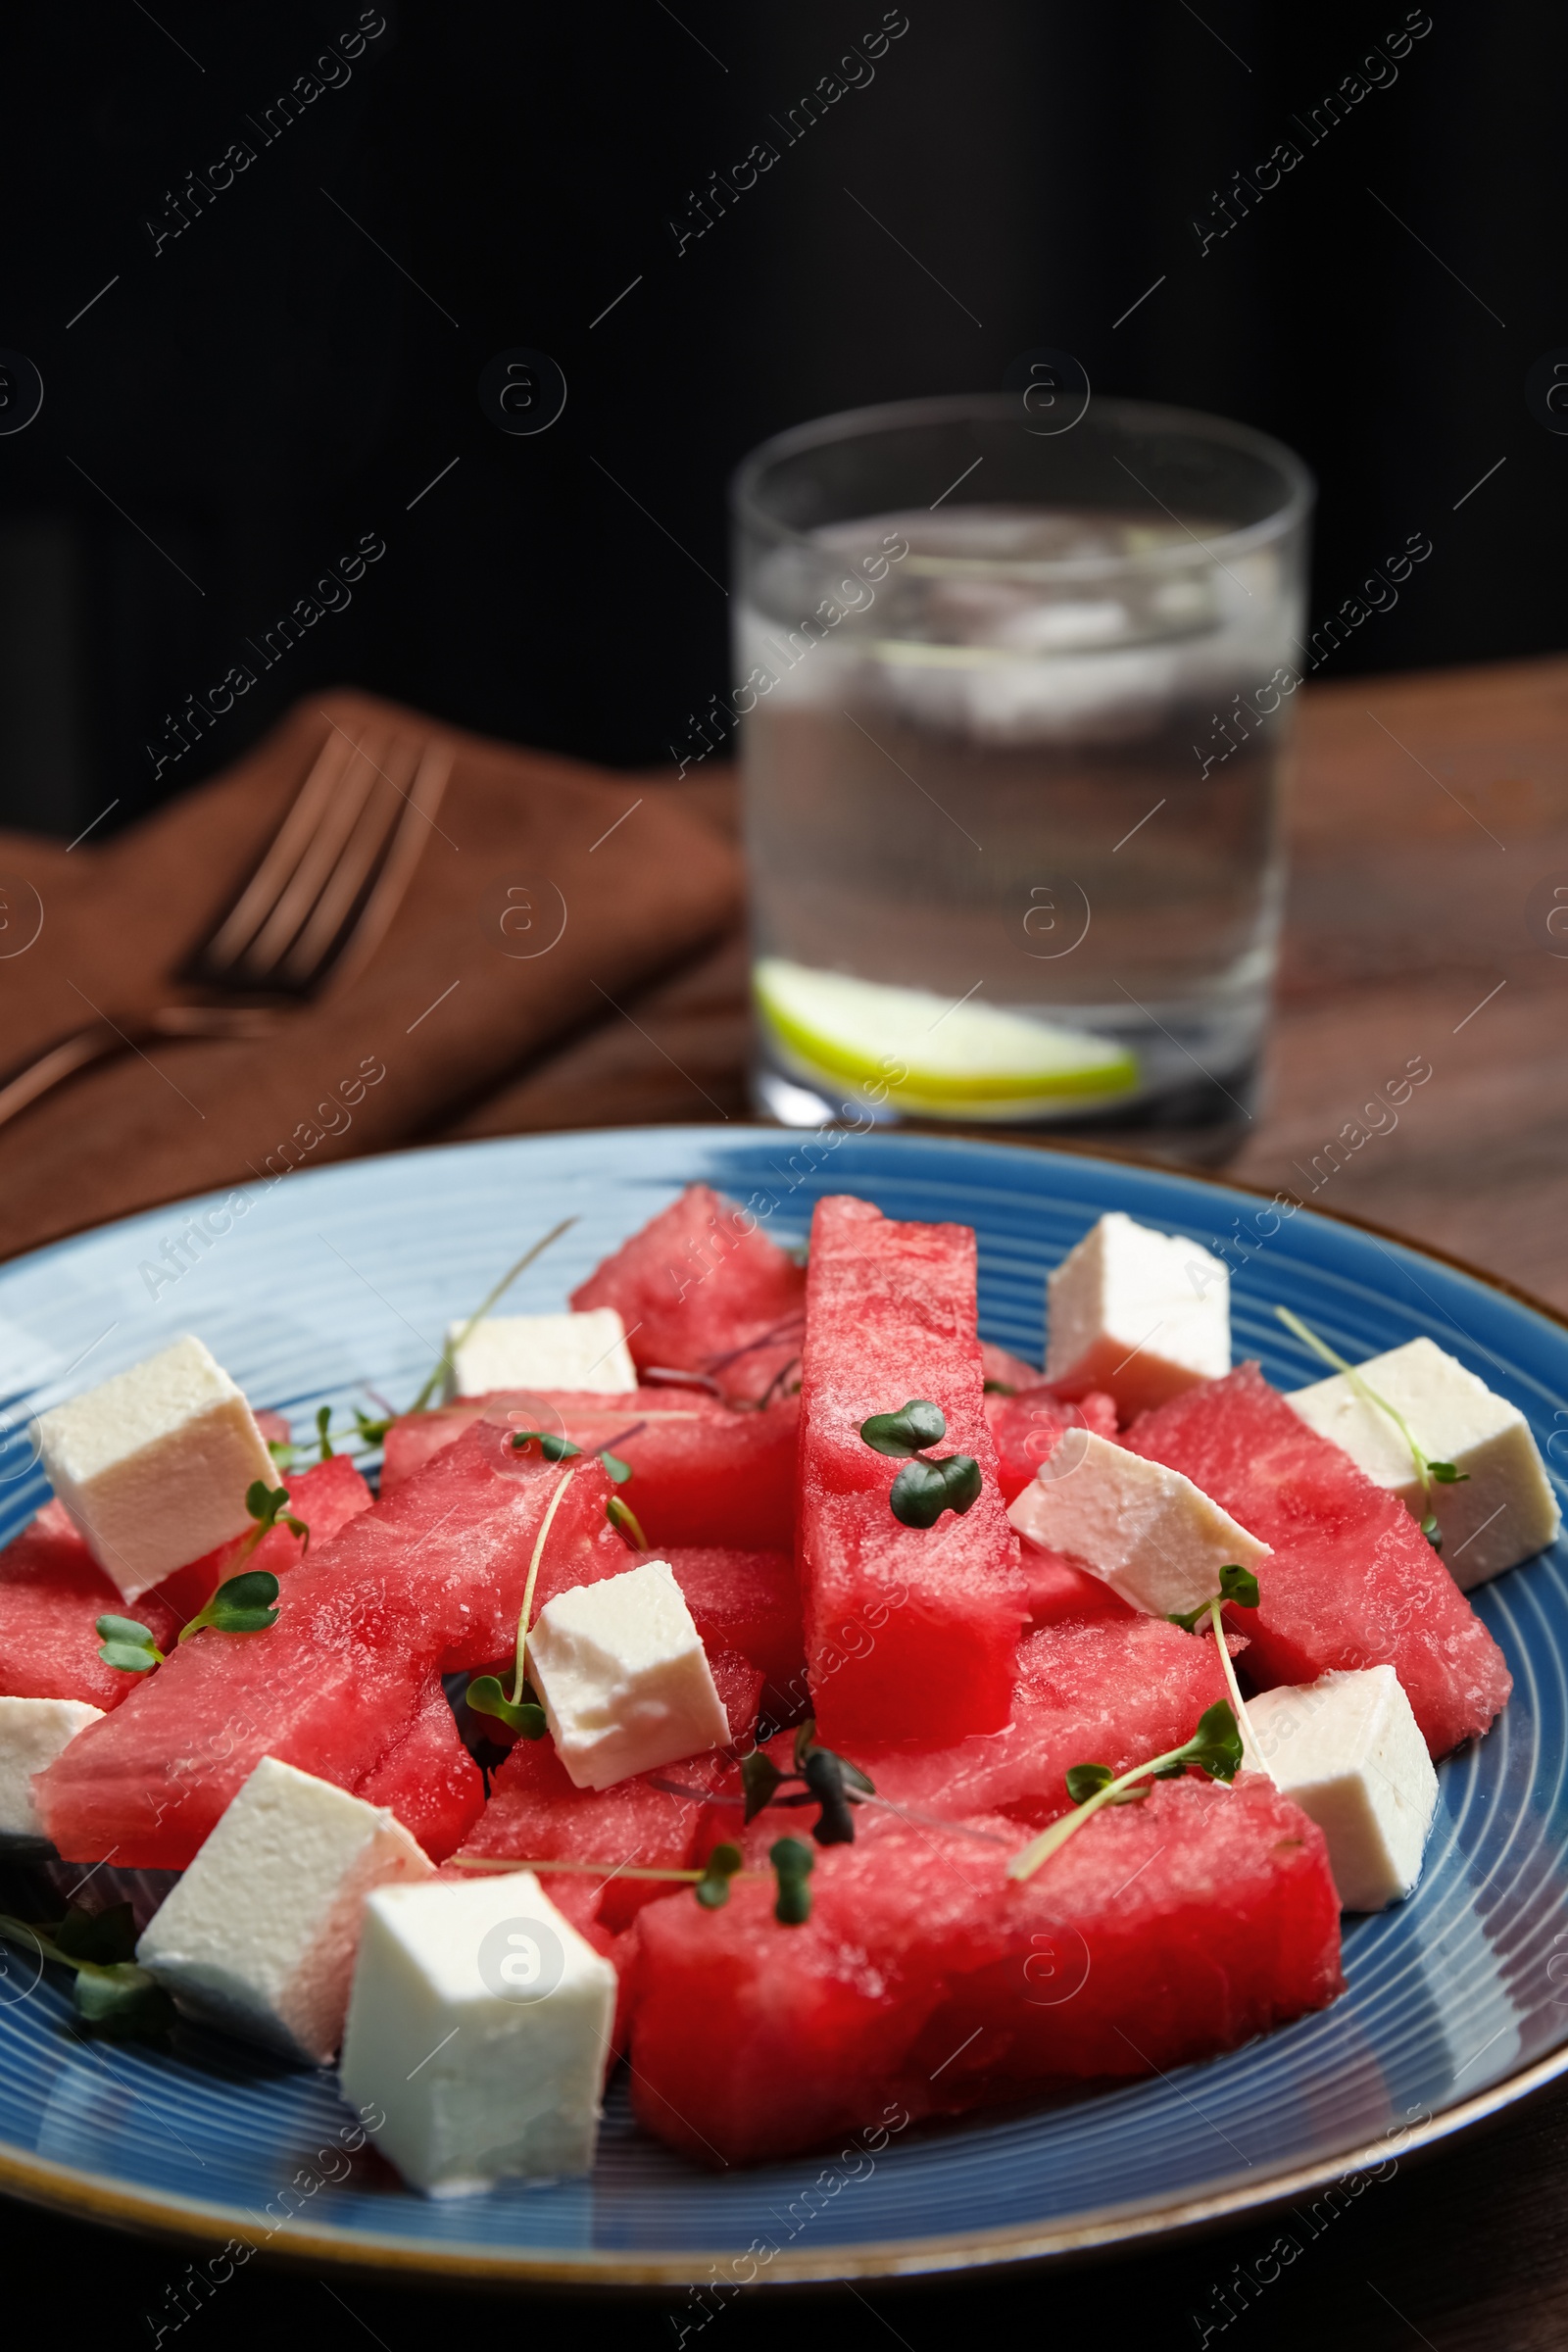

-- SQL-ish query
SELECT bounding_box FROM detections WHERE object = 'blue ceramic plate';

[2,1127,1567,2285]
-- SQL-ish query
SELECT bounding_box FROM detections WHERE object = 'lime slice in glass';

[754,959,1140,1120]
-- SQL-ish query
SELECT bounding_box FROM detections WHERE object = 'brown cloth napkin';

[0,690,742,1259]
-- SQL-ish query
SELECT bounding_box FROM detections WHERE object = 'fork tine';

[324,739,454,996]
[203,725,361,972]
[277,741,415,987]
[240,737,381,980]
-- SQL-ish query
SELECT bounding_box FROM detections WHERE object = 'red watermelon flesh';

[1020,1548,1134,1628]
[570,1183,806,1404]
[354,1676,485,1862]
[35,1427,626,1867]
[463,1732,733,1932]
[800,1197,1026,1749]
[986,1386,1119,1502]
[627,1774,1344,2166]
[0,1501,181,1710]
[149,1454,372,1628]
[1126,1362,1512,1757]
[381,1389,797,1553]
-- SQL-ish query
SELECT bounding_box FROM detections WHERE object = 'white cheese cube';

[339,1869,615,2193]
[528,1558,731,1790]
[0,1696,103,1841]
[1046,1210,1230,1417]
[135,1755,432,2064]
[1284,1336,1560,1588]
[1007,1430,1269,1619]
[33,1335,276,1604]
[1247,1666,1438,1910]
[442,1308,637,1400]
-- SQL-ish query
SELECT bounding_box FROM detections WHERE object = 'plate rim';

[3,1122,1566,2285]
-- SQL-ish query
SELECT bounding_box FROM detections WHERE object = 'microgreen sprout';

[0,1903,175,2039]
[232,1481,309,1569]
[1275,1305,1470,1548]
[1167,1564,1261,1763]
[695,1843,744,1909]
[177,1568,282,1643]
[409,1216,578,1415]
[1007,1701,1245,1882]
[607,1493,649,1548]
[465,1465,577,1740]
[510,1430,582,1462]
[858,1399,983,1529]
[770,1836,815,1924]
[95,1614,165,1674]
[315,1405,334,1461]
[735,1720,875,1844]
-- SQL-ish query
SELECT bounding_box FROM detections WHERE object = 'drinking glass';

[730,392,1312,1151]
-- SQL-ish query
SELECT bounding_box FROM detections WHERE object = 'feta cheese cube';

[1046,1210,1230,1417]
[442,1308,637,1400]
[33,1335,276,1604]
[0,1696,103,1841]
[338,1869,615,2193]
[1284,1336,1561,1588]
[527,1558,731,1790]
[136,1755,432,2064]
[1007,1430,1269,1620]
[1247,1665,1439,1910]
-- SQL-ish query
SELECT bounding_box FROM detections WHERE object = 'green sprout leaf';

[353,1408,392,1448]
[801,1747,858,1845]
[695,1842,744,1910]
[230,1481,310,1571]
[740,1750,785,1823]
[0,1909,175,2042]
[178,1569,281,1644]
[316,1404,335,1461]
[73,1961,177,2037]
[465,1675,548,1740]
[511,1430,583,1462]
[267,1436,299,1470]
[599,1449,632,1485]
[859,1399,948,1457]
[96,1614,165,1674]
[770,1836,815,1925]
[1010,1701,1245,1882]
[607,1493,648,1548]
[1218,1562,1260,1608]
[1429,1460,1470,1484]
[889,1452,982,1529]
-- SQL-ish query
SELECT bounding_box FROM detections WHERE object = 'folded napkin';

[0,691,742,1259]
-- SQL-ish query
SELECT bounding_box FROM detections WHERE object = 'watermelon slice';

[1125,1363,1512,1757]
[979,1340,1044,1393]
[799,1197,1026,1747]
[354,1676,485,1863]
[381,1389,798,1551]
[0,1501,181,1710]
[985,1385,1119,1502]
[570,1183,805,1404]
[627,1774,1343,2166]
[35,1424,627,1867]
[149,1454,372,1627]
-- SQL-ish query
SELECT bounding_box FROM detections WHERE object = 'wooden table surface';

[11,657,1568,2349]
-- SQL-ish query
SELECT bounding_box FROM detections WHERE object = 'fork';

[0,724,453,1132]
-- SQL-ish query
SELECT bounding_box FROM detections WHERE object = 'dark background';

[0,1,1563,840]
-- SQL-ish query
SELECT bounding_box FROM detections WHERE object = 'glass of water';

[731,393,1312,1152]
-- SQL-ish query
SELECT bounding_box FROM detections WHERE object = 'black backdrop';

[0,0,1562,836]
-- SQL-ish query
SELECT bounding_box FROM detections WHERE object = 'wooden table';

[8,659,1568,2347]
